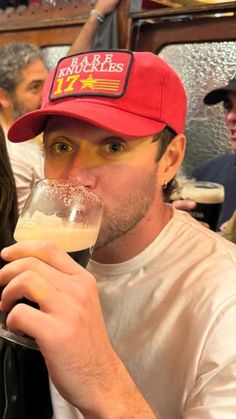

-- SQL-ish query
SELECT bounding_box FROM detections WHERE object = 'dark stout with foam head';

[14,211,100,266]
[15,222,99,268]
[2,214,101,350]
[181,181,225,231]
[0,180,103,350]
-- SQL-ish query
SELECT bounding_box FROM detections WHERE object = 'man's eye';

[104,142,124,153]
[29,82,42,92]
[51,142,73,154]
[223,100,232,112]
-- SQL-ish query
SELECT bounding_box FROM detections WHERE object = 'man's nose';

[226,107,236,121]
[38,92,43,108]
[66,154,98,189]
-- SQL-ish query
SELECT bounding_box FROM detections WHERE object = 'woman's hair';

[153,126,178,202]
[0,126,18,266]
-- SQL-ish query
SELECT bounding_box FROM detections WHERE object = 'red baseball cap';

[8,50,187,142]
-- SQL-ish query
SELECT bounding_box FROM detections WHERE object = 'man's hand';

[0,241,158,418]
[172,199,196,211]
[0,241,117,414]
[68,0,121,55]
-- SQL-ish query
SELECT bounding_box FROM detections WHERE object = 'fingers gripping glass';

[0,179,103,350]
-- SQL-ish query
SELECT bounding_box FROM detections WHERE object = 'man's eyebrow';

[28,79,45,86]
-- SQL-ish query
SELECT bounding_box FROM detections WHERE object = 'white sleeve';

[7,143,44,213]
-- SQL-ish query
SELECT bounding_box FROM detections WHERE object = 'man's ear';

[158,134,186,184]
[0,88,11,109]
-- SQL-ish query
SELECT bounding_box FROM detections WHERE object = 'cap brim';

[204,86,236,105]
[8,101,166,142]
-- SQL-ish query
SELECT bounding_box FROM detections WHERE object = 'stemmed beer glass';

[0,178,103,350]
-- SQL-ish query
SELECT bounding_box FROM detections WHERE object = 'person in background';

[0,124,51,419]
[191,75,236,228]
[0,42,48,212]
[68,0,121,55]
[0,126,18,266]
[1,49,236,419]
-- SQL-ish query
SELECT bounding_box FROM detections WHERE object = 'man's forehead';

[20,59,48,80]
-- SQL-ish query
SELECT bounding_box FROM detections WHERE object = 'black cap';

[204,77,236,105]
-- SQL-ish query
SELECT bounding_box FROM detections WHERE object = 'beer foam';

[14,211,99,252]
[181,184,224,204]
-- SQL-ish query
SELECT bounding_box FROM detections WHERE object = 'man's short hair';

[154,126,177,201]
[0,42,44,95]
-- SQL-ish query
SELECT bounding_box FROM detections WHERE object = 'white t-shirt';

[4,127,44,213]
[50,209,236,419]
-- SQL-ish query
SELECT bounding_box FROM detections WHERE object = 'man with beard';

[173,77,236,236]
[191,76,236,229]
[1,50,236,419]
[0,42,48,212]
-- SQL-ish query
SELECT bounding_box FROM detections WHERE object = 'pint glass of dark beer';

[0,179,103,350]
[181,181,224,231]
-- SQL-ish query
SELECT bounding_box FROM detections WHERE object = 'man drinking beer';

[0,50,236,419]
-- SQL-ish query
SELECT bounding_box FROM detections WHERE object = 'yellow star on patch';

[80,74,97,90]
[79,74,120,92]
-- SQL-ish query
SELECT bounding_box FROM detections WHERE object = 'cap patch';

[49,50,133,101]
